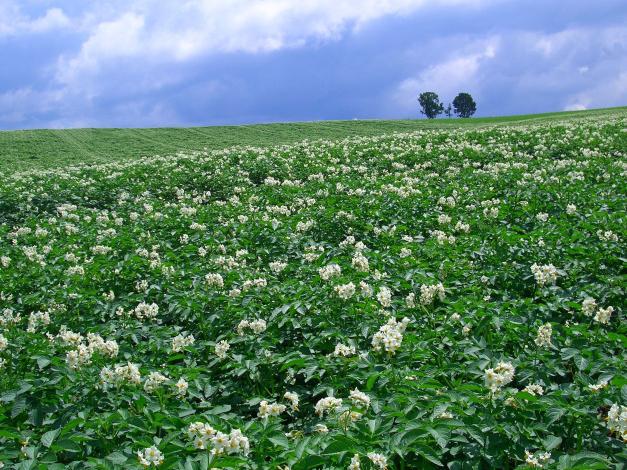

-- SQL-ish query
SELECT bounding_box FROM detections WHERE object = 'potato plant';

[0,115,625,469]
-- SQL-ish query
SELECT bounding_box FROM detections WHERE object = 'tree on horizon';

[418,92,444,119]
[444,103,453,118]
[453,92,477,118]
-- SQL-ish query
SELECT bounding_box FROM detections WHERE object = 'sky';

[0,0,626,130]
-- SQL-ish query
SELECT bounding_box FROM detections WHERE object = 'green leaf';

[36,356,51,370]
[41,428,61,448]
[53,439,82,452]
[574,355,588,371]
[323,435,357,454]
[366,373,379,391]
[427,426,449,449]
[294,455,327,470]
[542,435,562,451]
[399,427,426,447]
[106,452,128,464]
[178,408,196,418]
[612,375,627,387]
[208,405,231,415]
[295,436,311,459]
[0,429,21,439]
[0,391,17,403]
[415,444,444,466]
[557,452,609,470]
[515,391,538,402]
[11,396,27,418]
[268,433,289,449]
[547,408,565,424]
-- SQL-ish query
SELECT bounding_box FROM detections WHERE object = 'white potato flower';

[171,334,195,352]
[367,452,387,469]
[349,389,370,408]
[284,391,299,411]
[215,340,230,359]
[525,450,551,468]
[484,361,515,393]
[594,306,613,325]
[137,446,164,467]
[534,323,552,348]
[174,377,188,397]
[315,396,342,416]
[607,403,627,442]
[371,317,410,355]
[335,282,356,300]
[530,263,559,287]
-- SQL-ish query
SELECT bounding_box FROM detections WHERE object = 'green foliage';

[453,93,477,118]
[418,92,444,119]
[0,111,625,468]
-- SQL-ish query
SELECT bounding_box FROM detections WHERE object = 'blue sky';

[1,0,626,129]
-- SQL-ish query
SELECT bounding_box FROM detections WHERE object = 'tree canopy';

[418,92,444,119]
[452,92,477,118]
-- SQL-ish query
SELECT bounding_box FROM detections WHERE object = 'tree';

[418,92,444,119]
[444,103,453,118]
[452,92,477,118]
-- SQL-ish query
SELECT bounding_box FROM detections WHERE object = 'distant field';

[1,106,625,172]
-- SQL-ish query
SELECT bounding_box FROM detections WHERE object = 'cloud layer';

[0,0,625,129]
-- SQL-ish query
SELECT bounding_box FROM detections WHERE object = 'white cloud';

[389,24,627,117]
[530,26,627,58]
[563,103,587,111]
[53,0,501,87]
[391,36,499,112]
[56,12,145,88]
[28,8,70,32]
[0,87,66,126]
[563,71,627,111]
[514,27,627,111]
[0,3,70,37]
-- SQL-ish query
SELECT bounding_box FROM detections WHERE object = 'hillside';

[0,109,625,468]
[1,106,625,172]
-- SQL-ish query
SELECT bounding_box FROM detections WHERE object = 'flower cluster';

[607,404,627,442]
[530,264,559,287]
[137,446,164,467]
[258,400,287,418]
[484,362,515,393]
[335,282,356,299]
[187,422,250,455]
[284,391,299,411]
[315,396,343,416]
[349,389,371,409]
[319,263,341,281]
[333,343,356,357]
[214,340,230,359]
[133,302,159,320]
[419,283,445,305]
[371,317,411,354]
[143,371,168,393]
[171,333,195,352]
[236,319,267,335]
[100,362,142,387]
[534,323,552,348]
[524,450,551,468]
